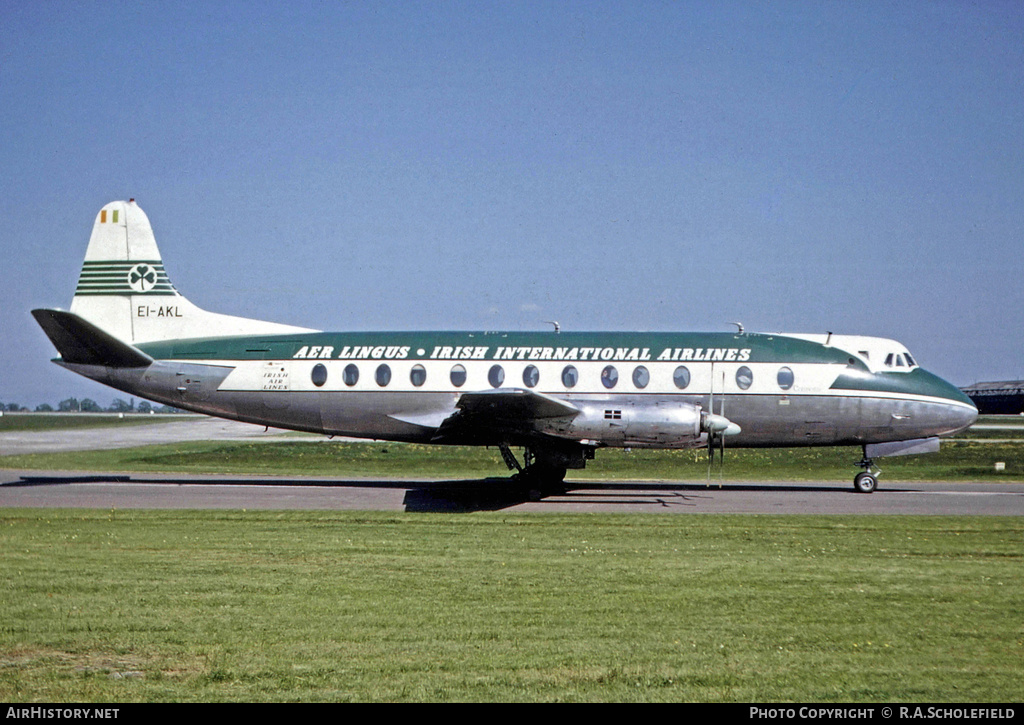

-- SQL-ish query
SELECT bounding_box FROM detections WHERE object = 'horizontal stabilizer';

[32,309,154,368]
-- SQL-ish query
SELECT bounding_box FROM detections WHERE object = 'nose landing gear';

[853,449,880,493]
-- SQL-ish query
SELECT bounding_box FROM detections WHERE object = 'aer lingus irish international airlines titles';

[33,200,977,494]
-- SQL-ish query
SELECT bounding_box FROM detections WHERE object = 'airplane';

[32,200,978,495]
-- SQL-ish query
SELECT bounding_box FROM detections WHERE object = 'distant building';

[960,381,1024,415]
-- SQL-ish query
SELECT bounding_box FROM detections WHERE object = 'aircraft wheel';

[853,472,877,494]
[520,464,567,500]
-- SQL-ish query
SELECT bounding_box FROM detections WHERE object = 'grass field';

[1,510,1021,702]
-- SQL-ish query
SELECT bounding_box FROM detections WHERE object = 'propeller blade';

[707,363,714,486]
[706,429,720,487]
[717,371,726,487]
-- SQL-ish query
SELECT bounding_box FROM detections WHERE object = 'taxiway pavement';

[0,416,308,455]
[1,469,1022,514]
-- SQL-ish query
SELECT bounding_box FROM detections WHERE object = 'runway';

[2,469,1022,514]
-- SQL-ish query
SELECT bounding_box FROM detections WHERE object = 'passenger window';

[523,365,539,388]
[673,366,691,389]
[343,364,359,387]
[777,366,794,390]
[311,363,328,387]
[488,365,505,388]
[632,366,650,389]
[561,365,578,388]
[450,364,467,387]
[410,364,427,387]
[375,364,391,387]
[601,365,619,389]
[736,366,753,390]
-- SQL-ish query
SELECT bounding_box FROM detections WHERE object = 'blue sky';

[2,0,1022,407]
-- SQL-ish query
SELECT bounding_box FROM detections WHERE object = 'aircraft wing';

[432,388,580,444]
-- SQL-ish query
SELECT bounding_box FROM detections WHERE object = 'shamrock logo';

[128,263,157,293]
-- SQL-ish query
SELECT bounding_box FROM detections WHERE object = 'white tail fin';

[68,200,314,343]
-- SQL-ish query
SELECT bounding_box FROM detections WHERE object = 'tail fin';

[66,200,313,344]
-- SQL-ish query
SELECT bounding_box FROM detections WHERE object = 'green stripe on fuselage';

[830,367,974,405]
[137,331,863,367]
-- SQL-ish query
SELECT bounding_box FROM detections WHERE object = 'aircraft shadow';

[10,473,538,512]
[10,474,882,513]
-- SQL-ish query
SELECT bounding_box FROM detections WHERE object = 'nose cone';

[945,398,979,435]
[918,368,978,435]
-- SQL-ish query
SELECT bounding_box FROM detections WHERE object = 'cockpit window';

[883,351,917,369]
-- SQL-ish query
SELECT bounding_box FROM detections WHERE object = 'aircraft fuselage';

[61,329,976,450]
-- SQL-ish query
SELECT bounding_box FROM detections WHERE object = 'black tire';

[853,472,877,494]
[520,464,566,500]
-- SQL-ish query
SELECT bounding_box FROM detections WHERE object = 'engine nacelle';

[539,401,707,448]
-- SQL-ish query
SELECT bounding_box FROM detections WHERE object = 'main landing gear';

[853,449,880,493]
[499,443,589,500]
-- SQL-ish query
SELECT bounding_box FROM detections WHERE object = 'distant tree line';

[1,397,181,413]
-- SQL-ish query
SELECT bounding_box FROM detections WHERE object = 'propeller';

[704,366,741,486]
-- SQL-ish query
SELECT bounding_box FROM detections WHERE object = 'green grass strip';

[0,510,1020,702]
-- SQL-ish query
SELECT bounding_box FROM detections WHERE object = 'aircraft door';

[260,361,291,410]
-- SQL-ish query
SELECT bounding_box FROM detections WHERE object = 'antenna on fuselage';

[730,322,744,335]
[544,320,561,333]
